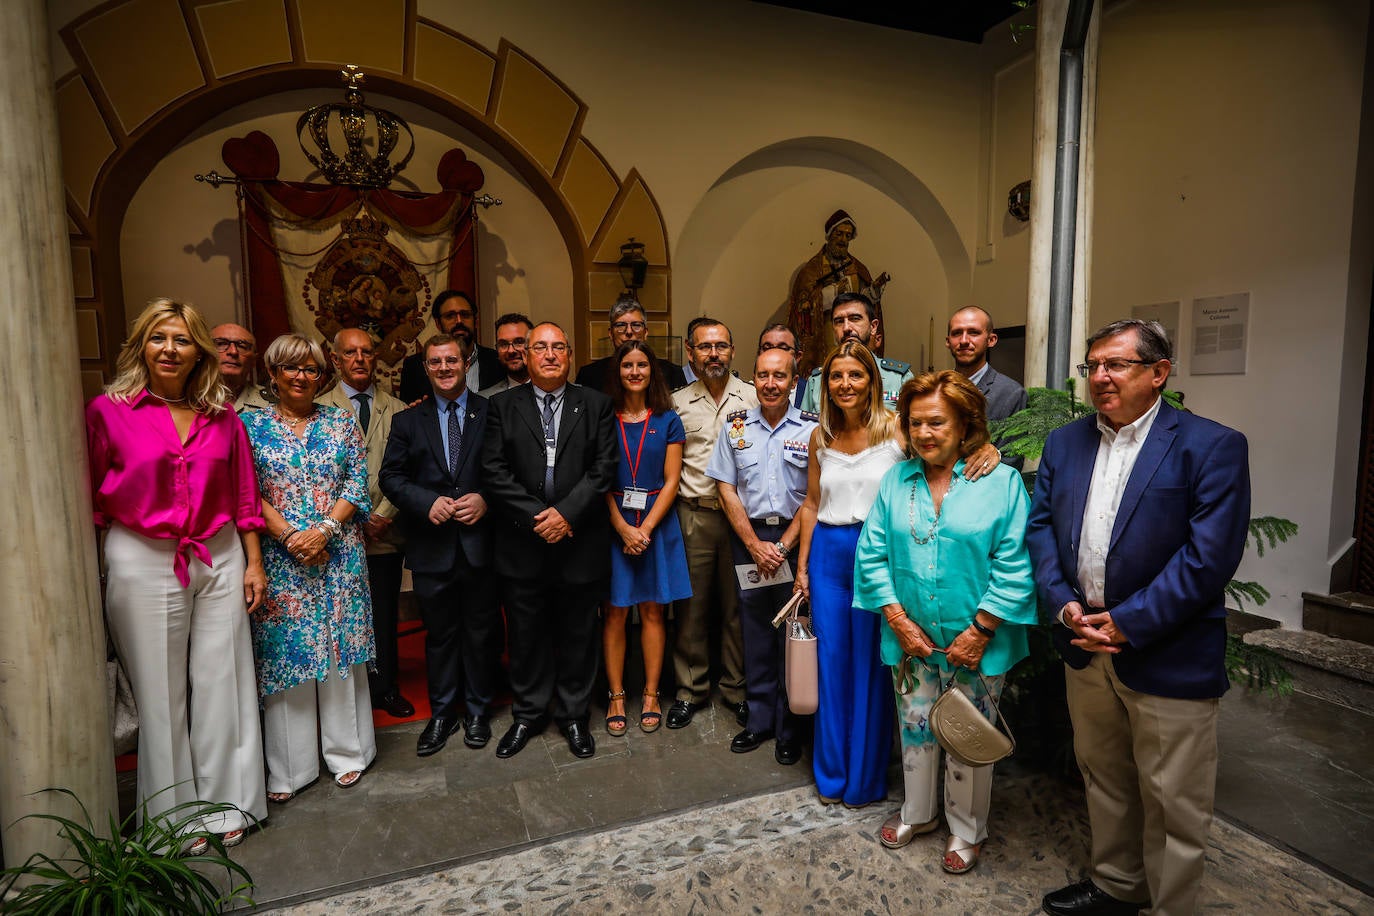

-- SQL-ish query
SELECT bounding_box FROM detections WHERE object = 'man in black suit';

[481,322,618,759]
[574,295,687,392]
[398,290,504,403]
[380,334,501,756]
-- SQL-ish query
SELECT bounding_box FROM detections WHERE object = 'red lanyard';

[617,413,649,487]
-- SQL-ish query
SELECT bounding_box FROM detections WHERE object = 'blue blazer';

[1025,401,1250,699]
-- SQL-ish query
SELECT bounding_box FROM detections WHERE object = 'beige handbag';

[928,667,1014,768]
[772,591,818,715]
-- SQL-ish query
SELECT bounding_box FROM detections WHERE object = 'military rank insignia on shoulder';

[800,410,820,422]
[880,357,911,373]
[809,367,823,377]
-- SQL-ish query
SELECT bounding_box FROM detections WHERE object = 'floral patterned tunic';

[242,406,375,696]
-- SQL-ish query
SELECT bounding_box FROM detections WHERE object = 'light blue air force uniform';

[705,403,819,742]
[706,404,817,520]
[797,356,914,413]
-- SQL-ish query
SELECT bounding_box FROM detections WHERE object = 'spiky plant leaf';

[1226,636,1294,697]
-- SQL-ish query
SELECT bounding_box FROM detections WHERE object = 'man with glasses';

[757,323,800,399]
[211,323,272,411]
[398,290,504,403]
[575,296,687,392]
[797,292,912,412]
[667,319,758,729]
[319,328,413,721]
[381,335,499,757]
[481,323,617,760]
[1028,319,1250,916]
[480,313,534,397]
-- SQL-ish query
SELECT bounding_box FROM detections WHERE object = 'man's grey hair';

[1087,319,1173,363]
[609,295,646,325]
[332,326,379,350]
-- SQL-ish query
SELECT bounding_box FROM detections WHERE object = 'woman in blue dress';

[601,340,690,736]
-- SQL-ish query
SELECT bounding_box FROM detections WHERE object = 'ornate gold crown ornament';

[296,65,415,189]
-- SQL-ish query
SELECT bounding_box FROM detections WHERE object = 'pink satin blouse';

[86,390,265,586]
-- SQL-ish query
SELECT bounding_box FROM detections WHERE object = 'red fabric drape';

[222,131,484,346]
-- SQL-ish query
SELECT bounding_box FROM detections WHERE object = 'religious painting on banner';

[221,127,485,395]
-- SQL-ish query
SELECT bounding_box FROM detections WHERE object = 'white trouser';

[103,523,266,832]
[893,664,1004,845]
[262,657,376,793]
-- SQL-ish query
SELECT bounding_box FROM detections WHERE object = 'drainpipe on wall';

[1045,0,1096,389]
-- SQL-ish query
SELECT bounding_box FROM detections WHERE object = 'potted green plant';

[0,787,254,914]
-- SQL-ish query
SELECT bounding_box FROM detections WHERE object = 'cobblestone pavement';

[267,771,1373,915]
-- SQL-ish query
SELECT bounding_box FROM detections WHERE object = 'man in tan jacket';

[321,327,413,719]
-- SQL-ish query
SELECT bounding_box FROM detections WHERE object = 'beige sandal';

[941,835,982,874]
[335,770,363,788]
[878,811,940,849]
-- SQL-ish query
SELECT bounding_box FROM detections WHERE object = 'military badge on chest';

[726,410,751,450]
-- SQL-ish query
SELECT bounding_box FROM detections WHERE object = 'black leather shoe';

[728,700,748,727]
[774,738,802,765]
[462,715,492,749]
[416,716,458,757]
[1042,880,1147,916]
[374,690,415,719]
[495,721,540,758]
[665,699,706,729]
[562,721,595,758]
[730,728,775,753]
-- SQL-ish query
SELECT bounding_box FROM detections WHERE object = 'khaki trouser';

[671,501,745,705]
[1066,654,1219,916]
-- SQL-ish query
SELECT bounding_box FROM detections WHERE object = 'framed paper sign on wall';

[1190,292,1249,376]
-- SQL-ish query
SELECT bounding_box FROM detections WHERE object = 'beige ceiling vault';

[55,0,672,388]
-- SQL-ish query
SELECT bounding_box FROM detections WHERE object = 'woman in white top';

[796,341,998,807]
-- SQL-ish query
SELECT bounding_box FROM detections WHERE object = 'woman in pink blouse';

[86,299,268,851]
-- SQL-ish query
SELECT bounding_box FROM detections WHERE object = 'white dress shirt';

[1075,395,1163,610]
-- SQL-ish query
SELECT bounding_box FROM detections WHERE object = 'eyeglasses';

[495,339,527,351]
[691,342,733,353]
[426,356,465,368]
[1076,358,1155,378]
[611,321,647,333]
[528,342,569,355]
[279,364,321,379]
[214,338,254,352]
[759,342,796,353]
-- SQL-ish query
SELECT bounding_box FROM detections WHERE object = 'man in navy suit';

[380,334,499,757]
[1027,319,1250,916]
[481,322,617,760]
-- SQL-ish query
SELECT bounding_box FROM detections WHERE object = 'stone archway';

[55,2,672,388]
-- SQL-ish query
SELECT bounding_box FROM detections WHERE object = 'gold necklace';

[275,406,315,429]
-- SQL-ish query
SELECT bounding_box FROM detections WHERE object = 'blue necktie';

[447,401,462,477]
[542,393,556,495]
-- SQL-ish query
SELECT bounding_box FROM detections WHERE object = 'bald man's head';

[945,307,997,375]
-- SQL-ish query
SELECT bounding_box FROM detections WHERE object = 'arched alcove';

[54,2,672,392]
[675,137,972,366]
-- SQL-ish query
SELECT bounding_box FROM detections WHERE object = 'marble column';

[0,0,117,869]
[1026,0,1099,390]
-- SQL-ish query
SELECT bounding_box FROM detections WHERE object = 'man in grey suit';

[947,306,1027,467]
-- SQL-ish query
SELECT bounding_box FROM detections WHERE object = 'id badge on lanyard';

[621,487,649,510]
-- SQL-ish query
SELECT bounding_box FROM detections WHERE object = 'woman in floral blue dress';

[242,333,376,802]
[601,340,690,736]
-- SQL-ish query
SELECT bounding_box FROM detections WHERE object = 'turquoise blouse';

[853,457,1037,676]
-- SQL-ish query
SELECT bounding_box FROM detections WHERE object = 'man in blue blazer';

[1027,319,1250,916]
[380,334,499,757]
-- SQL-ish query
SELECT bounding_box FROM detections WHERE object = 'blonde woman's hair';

[106,298,227,414]
[816,340,896,448]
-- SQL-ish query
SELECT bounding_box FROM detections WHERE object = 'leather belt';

[750,516,791,527]
[680,495,721,511]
